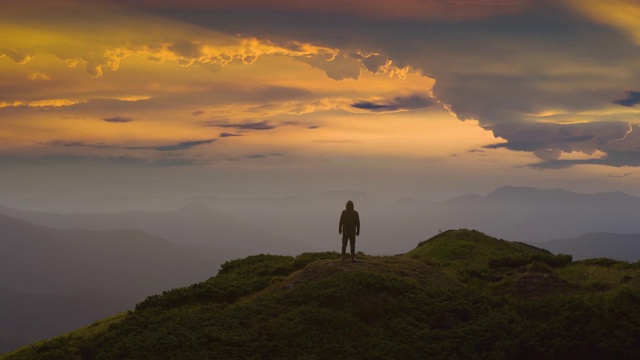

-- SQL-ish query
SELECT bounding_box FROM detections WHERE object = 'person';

[339,200,360,262]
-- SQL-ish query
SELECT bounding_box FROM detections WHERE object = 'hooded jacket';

[339,200,360,236]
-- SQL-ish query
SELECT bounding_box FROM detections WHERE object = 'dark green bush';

[489,253,572,269]
[578,258,627,268]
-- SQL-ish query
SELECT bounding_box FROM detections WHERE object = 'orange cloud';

[0,99,84,108]
[27,72,51,81]
[1,9,370,80]
[564,0,640,44]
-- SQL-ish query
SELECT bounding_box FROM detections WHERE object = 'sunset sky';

[2,0,640,211]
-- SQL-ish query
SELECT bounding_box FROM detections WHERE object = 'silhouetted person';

[339,200,360,262]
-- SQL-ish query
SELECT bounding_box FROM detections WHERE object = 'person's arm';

[339,211,344,234]
[355,212,360,236]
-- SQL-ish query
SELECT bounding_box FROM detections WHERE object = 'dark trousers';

[342,234,356,257]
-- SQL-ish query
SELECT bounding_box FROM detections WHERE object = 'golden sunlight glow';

[560,150,607,161]
[0,99,85,108]
[0,0,587,175]
[565,0,640,44]
[110,96,153,102]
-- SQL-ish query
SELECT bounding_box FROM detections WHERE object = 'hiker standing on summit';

[339,200,360,262]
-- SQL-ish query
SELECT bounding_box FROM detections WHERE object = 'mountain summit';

[3,229,639,360]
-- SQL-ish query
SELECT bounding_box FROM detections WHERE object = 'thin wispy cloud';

[207,120,276,131]
[47,139,216,152]
[352,101,399,112]
[103,116,135,123]
[127,139,217,152]
[226,153,285,162]
[351,95,434,113]
[219,132,242,138]
[45,141,116,149]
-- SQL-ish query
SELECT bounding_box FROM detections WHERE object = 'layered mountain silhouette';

[0,213,217,297]
[4,186,640,259]
[0,212,221,353]
[0,203,315,256]
[179,186,640,257]
[4,230,639,359]
[359,186,640,255]
[542,233,640,261]
[441,186,640,242]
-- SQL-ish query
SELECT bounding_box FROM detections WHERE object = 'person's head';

[346,200,354,210]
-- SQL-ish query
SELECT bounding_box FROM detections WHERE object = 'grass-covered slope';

[4,229,640,360]
[408,229,552,268]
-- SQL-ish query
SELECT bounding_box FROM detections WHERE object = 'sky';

[2,0,640,212]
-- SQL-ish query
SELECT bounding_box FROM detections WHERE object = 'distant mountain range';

[0,213,217,298]
[541,233,640,262]
[4,185,640,260]
[0,212,221,353]
[0,202,317,257]
[6,186,639,259]
[359,186,640,255]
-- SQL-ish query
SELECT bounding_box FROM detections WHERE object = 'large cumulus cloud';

[150,1,640,168]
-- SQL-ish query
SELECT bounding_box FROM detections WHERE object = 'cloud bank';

[4,0,640,170]
[149,0,640,168]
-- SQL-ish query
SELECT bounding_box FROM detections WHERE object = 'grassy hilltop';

[3,229,640,360]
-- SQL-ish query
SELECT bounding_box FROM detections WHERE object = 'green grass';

[408,229,551,268]
[4,229,640,360]
[557,260,639,291]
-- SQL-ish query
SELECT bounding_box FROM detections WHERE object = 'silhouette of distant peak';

[443,193,482,204]
[484,186,640,205]
[178,203,217,214]
[320,190,369,199]
[487,186,567,199]
[0,212,38,228]
[589,190,639,203]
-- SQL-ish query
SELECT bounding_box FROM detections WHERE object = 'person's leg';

[341,234,348,260]
[349,235,356,261]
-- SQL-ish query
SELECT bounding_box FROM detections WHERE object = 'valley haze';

[4,186,640,255]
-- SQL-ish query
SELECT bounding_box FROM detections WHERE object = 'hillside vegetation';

[3,229,640,360]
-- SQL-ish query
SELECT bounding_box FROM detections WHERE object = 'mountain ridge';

[0,212,223,354]
[5,229,639,359]
[0,202,315,256]
[0,212,217,297]
[541,232,640,262]
[6,185,640,255]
